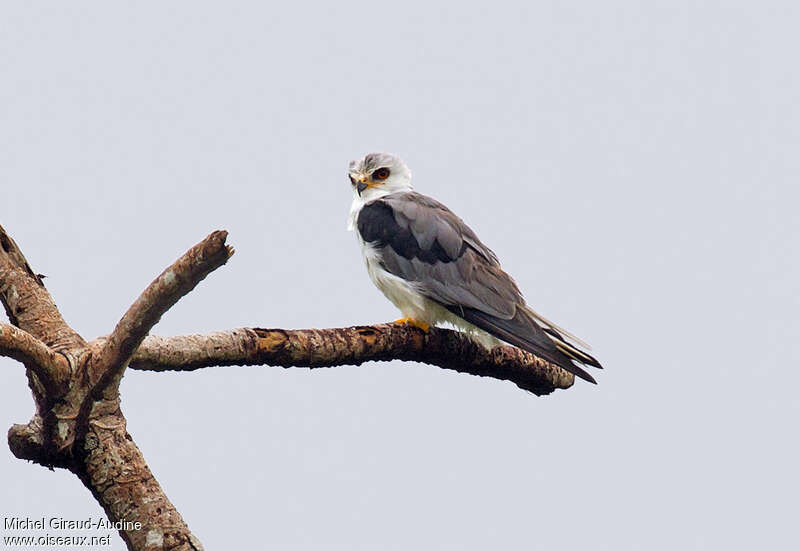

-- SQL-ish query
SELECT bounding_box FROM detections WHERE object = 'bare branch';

[0,223,85,352]
[90,231,233,391]
[0,323,70,393]
[123,324,574,395]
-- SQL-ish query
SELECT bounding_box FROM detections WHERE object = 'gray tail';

[446,306,602,384]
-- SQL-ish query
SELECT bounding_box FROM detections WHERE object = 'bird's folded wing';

[358,192,520,319]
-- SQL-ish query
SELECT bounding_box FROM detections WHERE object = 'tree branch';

[0,323,70,394]
[122,324,574,395]
[90,230,234,392]
[0,224,85,352]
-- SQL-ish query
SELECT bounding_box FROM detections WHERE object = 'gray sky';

[1,2,798,549]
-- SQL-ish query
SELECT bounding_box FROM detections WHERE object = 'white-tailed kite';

[347,152,602,384]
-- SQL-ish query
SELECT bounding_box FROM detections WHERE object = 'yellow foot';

[394,317,431,332]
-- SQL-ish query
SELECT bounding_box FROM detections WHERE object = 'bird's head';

[348,152,412,199]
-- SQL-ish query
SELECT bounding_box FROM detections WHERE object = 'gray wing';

[360,192,519,318]
[356,192,602,383]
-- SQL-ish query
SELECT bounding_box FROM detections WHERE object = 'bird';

[347,152,602,384]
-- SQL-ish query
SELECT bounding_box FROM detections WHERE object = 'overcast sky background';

[1,2,798,550]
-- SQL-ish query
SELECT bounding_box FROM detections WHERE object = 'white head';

[348,152,413,201]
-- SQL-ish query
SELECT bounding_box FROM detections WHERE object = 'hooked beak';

[356,181,368,195]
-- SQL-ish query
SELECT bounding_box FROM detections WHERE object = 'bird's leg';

[394,317,431,333]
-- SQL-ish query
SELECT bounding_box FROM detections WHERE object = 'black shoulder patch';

[357,200,462,264]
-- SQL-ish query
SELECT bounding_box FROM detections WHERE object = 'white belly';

[361,241,430,320]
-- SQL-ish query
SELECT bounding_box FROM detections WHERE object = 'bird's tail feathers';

[552,338,602,370]
[518,308,603,373]
[524,305,592,351]
[449,305,600,384]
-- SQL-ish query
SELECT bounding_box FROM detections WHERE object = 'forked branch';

[2,223,575,551]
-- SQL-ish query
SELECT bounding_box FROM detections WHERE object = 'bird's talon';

[394,317,430,333]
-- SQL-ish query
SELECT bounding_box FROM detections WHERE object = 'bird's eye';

[349,175,356,186]
[372,168,391,181]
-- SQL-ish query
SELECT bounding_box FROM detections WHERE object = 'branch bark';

[120,325,573,395]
